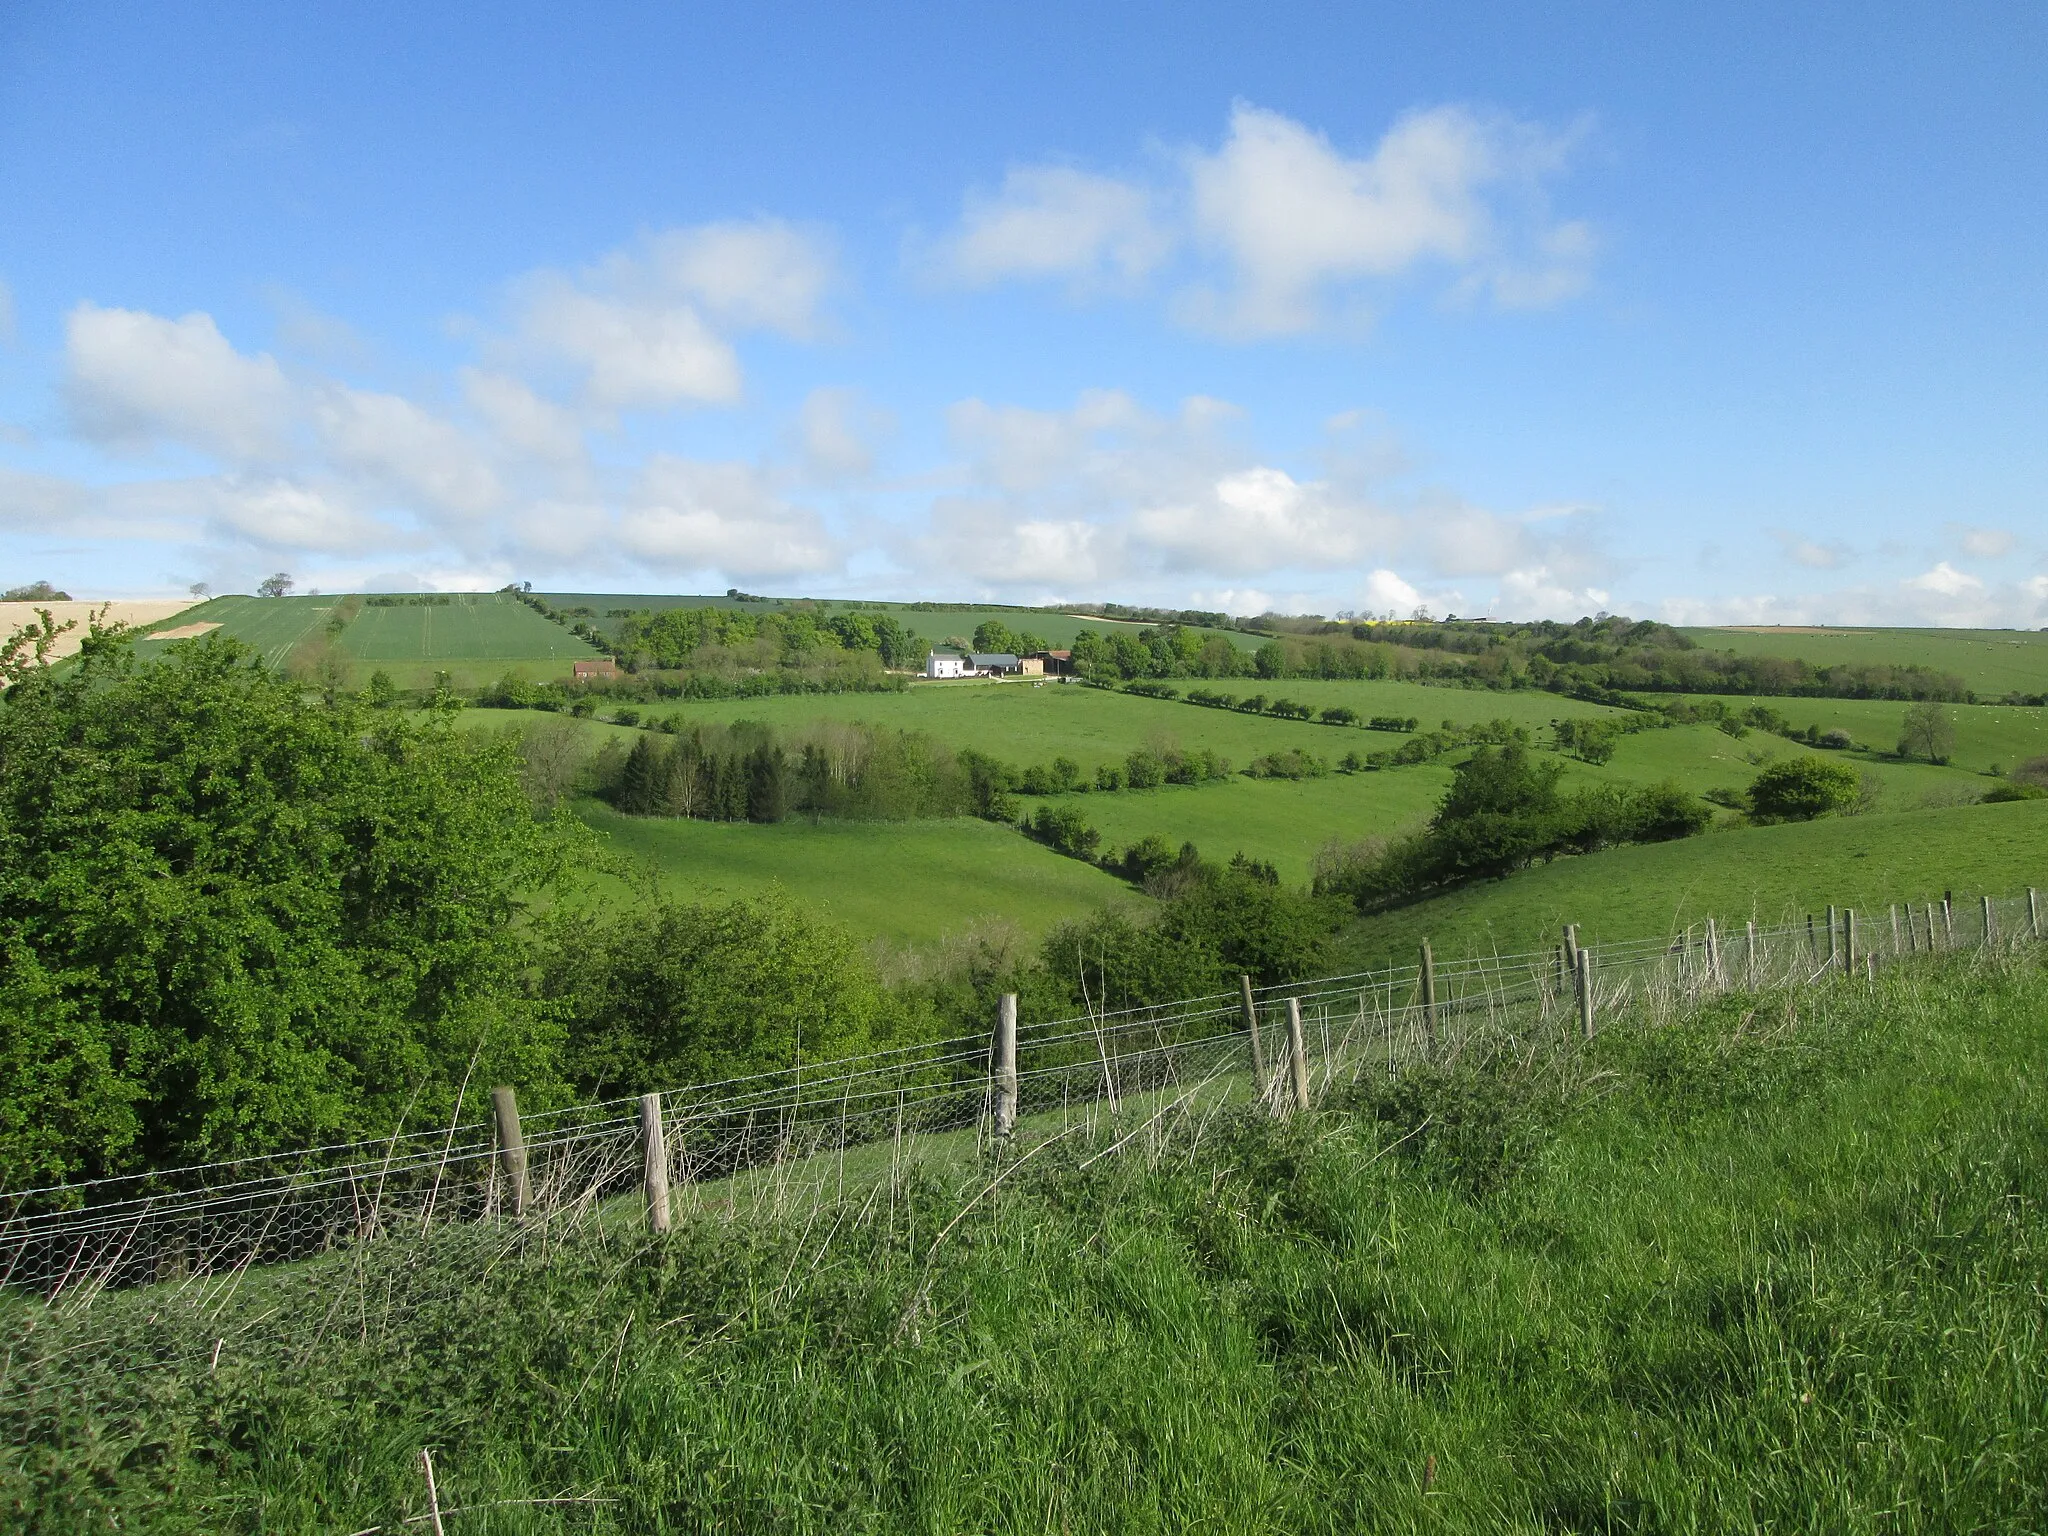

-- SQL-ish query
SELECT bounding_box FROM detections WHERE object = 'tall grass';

[7,950,2047,1531]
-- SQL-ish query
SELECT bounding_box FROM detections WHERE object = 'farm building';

[1026,648,1073,675]
[925,651,969,678]
[968,652,1022,675]
[573,658,620,680]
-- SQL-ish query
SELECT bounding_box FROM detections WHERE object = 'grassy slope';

[1334,798,2048,969]
[1681,623,2048,696]
[131,594,336,669]
[1649,692,2048,776]
[14,955,2047,1530]
[576,800,1142,944]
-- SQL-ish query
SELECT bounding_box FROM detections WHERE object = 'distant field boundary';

[5,880,2042,1403]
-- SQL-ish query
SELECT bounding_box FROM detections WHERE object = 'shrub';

[1984,781,2048,803]
[1025,803,1101,860]
[1367,715,1419,732]
[2013,755,2048,790]
[1094,763,1126,792]
[1748,755,1860,821]
[1124,748,1166,789]
[1318,706,1359,726]
[1818,728,1853,750]
[1245,748,1329,780]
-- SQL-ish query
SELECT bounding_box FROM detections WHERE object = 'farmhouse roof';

[968,652,1018,667]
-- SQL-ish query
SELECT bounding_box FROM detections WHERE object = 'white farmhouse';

[925,651,969,678]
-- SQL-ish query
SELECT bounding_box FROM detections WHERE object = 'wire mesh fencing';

[2,882,2041,1402]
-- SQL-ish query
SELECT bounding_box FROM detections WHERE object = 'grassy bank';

[1335,797,2048,969]
[9,949,2046,1531]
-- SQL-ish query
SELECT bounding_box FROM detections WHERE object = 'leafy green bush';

[1025,804,1101,860]
[1748,755,1860,821]
[0,633,569,1184]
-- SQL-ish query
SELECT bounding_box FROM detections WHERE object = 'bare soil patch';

[0,599,201,662]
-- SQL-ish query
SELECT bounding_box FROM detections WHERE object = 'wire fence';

[2,884,2041,1402]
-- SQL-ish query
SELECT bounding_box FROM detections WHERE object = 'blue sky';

[2,1,2044,623]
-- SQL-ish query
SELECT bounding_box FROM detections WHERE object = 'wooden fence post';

[1704,918,1721,987]
[1745,919,1757,982]
[491,1085,529,1219]
[994,992,1019,1140]
[1577,947,1596,1040]
[1926,902,1939,952]
[1943,894,1954,947]
[1420,939,1438,1044]
[1286,998,1311,1114]
[1826,905,1839,971]
[2030,887,2041,942]
[1845,908,1858,973]
[1807,913,1818,960]
[1982,894,1996,949]
[1239,974,1267,1091]
[641,1093,670,1234]
[1890,904,1902,957]
[1563,923,1580,974]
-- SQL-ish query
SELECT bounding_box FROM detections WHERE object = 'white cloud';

[65,304,298,459]
[629,220,835,337]
[1771,530,1853,570]
[1494,566,1609,619]
[1903,560,1983,599]
[1952,524,2017,559]
[199,477,392,553]
[313,386,502,517]
[922,102,1598,338]
[796,387,890,480]
[1131,466,1396,573]
[509,219,836,411]
[461,369,588,463]
[933,165,1173,289]
[617,455,837,579]
[1361,568,1426,614]
[513,278,742,410]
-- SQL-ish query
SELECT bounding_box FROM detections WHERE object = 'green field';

[1682,624,2048,696]
[1648,692,2048,777]
[1334,797,2048,969]
[135,592,600,686]
[636,678,1631,775]
[577,800,1141,944]
[543,592,1257,653]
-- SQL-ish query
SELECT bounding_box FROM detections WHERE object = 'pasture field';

[575,800,1140,943]
[1579,719,1987,811]
[1681,623,2048,696]
[1646,692,2048,777]
[1023,770,1450,881]
[544,592,1257,653]
[637,678,1632,775]
[1333,797,2048,970]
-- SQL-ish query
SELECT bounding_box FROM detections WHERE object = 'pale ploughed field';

[0,599,203,662]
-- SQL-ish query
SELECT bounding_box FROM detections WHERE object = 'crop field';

[1681,623,2048,696]
[134,592,600,684]
[1334,796,2048,969]
[576,800,1139,943]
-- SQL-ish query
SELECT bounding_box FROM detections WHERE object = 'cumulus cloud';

[1661,562,2048,629]
[926,103,1594,337]
[617,455,838,579]
[508,219,835,410]
[461,369,588,464]
[312,386,503,517]
[1132,466,1396,573]
[65,304,299,459]
[931,165,1173,289]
